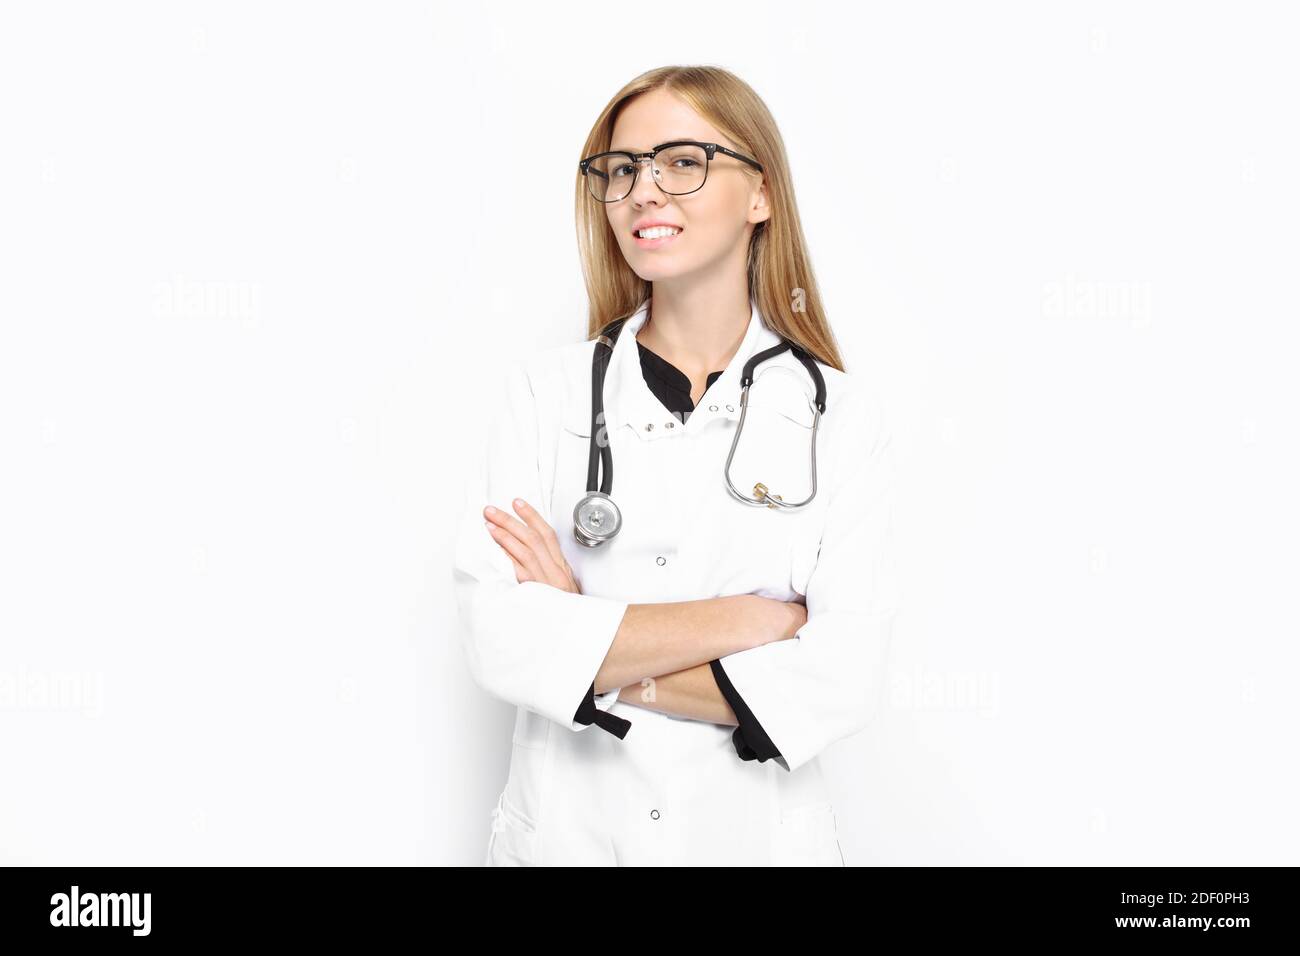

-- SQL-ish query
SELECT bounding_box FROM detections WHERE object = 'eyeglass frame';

[579,140,764,202]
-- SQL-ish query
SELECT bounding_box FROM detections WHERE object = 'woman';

[452,65,897,865]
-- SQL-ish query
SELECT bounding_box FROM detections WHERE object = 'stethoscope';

[573,315,828,548]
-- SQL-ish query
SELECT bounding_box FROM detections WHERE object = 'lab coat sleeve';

[709,658,782,763]
[451,356,632,737]
[712,384,899,774]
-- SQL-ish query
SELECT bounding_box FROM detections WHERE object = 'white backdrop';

[1,1,1295,865]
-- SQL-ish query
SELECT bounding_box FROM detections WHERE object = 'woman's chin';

[629,261,696,283]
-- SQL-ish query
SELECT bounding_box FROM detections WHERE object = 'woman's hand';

[483,498,581,594]
[755,594,807,644]
[728,594,808,651]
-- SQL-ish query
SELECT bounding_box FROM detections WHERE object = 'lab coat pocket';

[485,789,538,867]
[771,801,846,867]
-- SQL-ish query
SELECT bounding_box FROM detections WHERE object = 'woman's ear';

[749,177,771,226]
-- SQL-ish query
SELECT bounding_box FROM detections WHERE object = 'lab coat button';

[650,809,660,820]
[726,404,734,412]
[656,556,666,566]
[708,404,718,412]
[665,421,675,429]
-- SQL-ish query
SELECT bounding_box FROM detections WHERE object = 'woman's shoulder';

[517,338,598,404]
[492,338,601,433]
[810,361,890,450]
[517,338,598,388]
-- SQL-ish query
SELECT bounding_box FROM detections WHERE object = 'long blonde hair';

[574,65,846,372]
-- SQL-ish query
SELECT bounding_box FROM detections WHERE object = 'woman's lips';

[632,227,683,250]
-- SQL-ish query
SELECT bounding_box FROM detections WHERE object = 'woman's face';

[603,88,768,285]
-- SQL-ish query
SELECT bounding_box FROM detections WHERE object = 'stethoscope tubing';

[575,314,828,545]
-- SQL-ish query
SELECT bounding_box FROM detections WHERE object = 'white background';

[1,1,1296,865]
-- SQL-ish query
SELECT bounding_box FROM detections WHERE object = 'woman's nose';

[627,158,666,204]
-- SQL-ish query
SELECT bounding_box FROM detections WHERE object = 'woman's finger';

[486,527,533,583]
[503,550,531,583]
[510,498,569,571]
[484,517,544,584]
[486,502,565,588]
[485,522,532,582]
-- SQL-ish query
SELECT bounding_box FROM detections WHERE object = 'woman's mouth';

[632,225,683,249]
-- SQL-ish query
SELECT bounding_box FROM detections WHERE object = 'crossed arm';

[615,662,736,725]
[482,497,805,727]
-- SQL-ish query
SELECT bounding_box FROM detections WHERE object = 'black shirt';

[571,337,783,764]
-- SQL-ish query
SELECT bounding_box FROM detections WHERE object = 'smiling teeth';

[637,226,681,239]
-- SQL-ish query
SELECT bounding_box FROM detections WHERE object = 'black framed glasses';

[579,140,764,203]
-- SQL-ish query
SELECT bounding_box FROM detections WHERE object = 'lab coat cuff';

[523,583,630,736]
[711,641,812,773]
[573,679,631,739]
[709,659,781,763]
[715,611,893,774]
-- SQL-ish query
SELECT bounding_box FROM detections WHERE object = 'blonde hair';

[574,65,846,372]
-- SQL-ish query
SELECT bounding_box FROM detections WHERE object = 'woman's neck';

[634,287,751,381]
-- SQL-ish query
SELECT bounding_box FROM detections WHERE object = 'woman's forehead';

[610,90,723,151]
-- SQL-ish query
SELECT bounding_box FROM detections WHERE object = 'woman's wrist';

[718,594,804,654]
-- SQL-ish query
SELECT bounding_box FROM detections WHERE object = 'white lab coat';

[452,296,898,865]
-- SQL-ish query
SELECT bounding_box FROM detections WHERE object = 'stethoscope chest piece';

[573,490,622,548]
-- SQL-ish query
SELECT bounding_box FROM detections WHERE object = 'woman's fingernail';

[484,506,496,517]
[484,522,495,532]
[513,498,526,509]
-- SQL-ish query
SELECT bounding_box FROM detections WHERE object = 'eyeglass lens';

[586,144,707,201]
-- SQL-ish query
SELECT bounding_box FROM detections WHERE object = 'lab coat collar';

[603,295,787,441]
